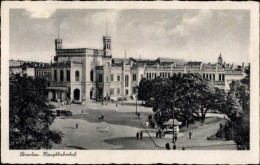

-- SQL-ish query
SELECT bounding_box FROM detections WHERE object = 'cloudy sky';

[10,9,250,64]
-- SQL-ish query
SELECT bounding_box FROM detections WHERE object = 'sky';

[9,8,250,64]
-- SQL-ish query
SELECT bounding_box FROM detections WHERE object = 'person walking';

[165,143,170,150]
[182,146,185,150]
[140,131,143,140]
[174,134,178,142]
[106,125,109,132]
[189,130,193,139]
[76,123,79,129]
[136,132,139,140]
[173,143,177,150]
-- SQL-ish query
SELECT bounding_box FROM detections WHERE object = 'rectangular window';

[213,74,215,81]
[133,74,136,81]
[222,74,225,81]
[60,70,64,81]
[117,88,120,94]
[90,71,93,81]
[67,70,70,82]
[117,75,120,81]
[219,74,221,81]
[54,70,57,81]
[99,74,103,82]
[147,73,149,79]
[110,74,114,81]
[110,88,114,95]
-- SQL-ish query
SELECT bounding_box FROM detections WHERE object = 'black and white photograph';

[1,1,259,164]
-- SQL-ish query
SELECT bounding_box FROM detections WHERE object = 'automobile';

[50,109,57,116]
[56,108,72,116]
[72,100,84,105]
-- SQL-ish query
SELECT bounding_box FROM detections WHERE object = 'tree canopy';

[9,74,63,149]
[138,73,224,125]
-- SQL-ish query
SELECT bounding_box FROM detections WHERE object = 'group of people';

[165,143,185,150]
[99,114,104,121]
[156,129,163,139]
[136,131,143,140]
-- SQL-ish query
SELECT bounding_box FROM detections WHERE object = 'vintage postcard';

[1,1,259,164]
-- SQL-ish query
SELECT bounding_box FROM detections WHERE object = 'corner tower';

[103,22,112,57]
[218,54,223,64]
[103,35,111,57]
[55,39,62,51]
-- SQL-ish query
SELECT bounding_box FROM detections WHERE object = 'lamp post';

[172,97,175,143]
[136,96,137,115]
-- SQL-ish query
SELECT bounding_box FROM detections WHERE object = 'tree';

[137,78,154,101]
[9,74,63,149]
[221,67,250,150]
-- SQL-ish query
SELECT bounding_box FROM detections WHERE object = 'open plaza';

[50,99,236,150]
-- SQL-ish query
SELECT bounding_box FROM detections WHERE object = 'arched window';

[125,75,129,87]
[75,70,80,81]
[67,70,70,81]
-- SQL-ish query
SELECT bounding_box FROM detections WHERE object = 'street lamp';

[172,97,175,144]
[136,87,138,115]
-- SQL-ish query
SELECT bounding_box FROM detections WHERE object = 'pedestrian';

[102,101,104,106]
[182,146,185,150]
[165,143,170,150]
[156,131,159,139]
[81,110,83,114]
[116,102,118,107]
[174,134,178,142]
[173,143,177,150]
[106,125,109,132]
[140,131,143,140]
[76,123,79,129]
[189,130,192,139]
[137,112,140,118]
[136,132,139,140]
[101,114,104,120]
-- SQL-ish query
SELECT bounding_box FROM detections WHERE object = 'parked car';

[56,108,72,116]
[72,100,84,105]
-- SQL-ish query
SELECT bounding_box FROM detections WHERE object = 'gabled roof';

[156,58,186,65]
[187,61,203,67]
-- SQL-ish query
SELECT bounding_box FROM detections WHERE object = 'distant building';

[47,32,247,102]
[9,66,35,77]
[9,59,25,67]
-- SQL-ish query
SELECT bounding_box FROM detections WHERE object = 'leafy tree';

[221,67,250,150]
[137,78,154,101]
[9,74,63,149]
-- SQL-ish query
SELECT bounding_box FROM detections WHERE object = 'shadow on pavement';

[66,145,86,150]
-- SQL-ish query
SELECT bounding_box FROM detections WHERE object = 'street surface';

[50,100,236,150]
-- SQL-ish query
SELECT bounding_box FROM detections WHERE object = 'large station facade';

[47,33,247,102]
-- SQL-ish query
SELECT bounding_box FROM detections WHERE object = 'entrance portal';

[74,89,80,100]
